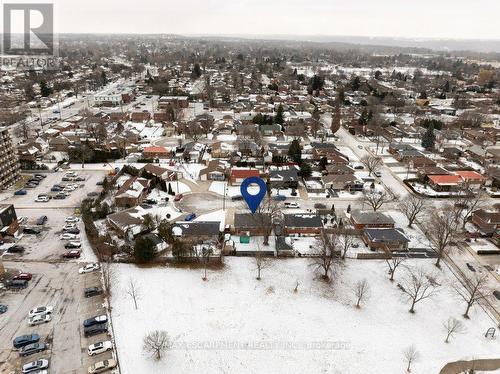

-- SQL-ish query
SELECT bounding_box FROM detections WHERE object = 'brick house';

[283,213,322,236]
[143,146,170,159]
[229,168,260,186]
[362,228,410,251]
[0,204,19,239]
[350,210,395,230]
[428,174,463,192]
[234,213,271,236]
[115,177,150,207]
[471,209,500,236]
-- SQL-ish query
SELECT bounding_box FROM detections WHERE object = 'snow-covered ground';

[111,258,499,374]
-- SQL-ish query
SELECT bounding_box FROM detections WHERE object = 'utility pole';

[222,182,227,211]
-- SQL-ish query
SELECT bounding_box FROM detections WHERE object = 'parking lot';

[0,261,112,374]
[6,170,107,209]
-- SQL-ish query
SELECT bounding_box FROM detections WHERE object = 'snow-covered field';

[111,258,498,374]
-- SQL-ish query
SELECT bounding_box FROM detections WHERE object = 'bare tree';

[400,267,440,313]
[201,244,213,281]
[360,155,383,176]
[454,187,487,228]
[443,317,466,343]
[403,345,420,372]
[424,207,460,268]
[362,190,392,212]
[385,256,407,282]
[353,279,370,308]
[126,278,141,310]
[254,244,270,280]
[339,230,355,260]
[398,195,428,227]
[452,272,492,319]
[143,330,170,360]
[101,257,116,296]
[250,198,281,246]
[311,230,341,281]
[293,280,300,293]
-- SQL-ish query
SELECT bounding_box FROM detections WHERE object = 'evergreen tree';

[288,139,302,164]
[299,162,312,178]
[134,236,157,263]
[192,63,202,78]
[421,124,436,150]
[319,157,328,170]
[40,80,52,97]
[274,104,284,125]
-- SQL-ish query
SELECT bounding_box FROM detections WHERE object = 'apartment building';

[0,126,21,190]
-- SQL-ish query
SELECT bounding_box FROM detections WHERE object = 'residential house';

[283,213,322,236]
[455,170,486,189]
[322,174,358,191]
[143,146,170,159]
[269,166,299,189]
[171,221,220,243]
[428,174,463,192]
[0,204,19,239]
[234,213,271,236]
[362,228,410,251]
[471,209,500,236]
[229,168,260,186]
[115,177,150,207]
[350,210,395,230]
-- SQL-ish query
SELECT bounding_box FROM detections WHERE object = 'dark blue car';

[13,334,40,349]
[14,189,27,195]
[185,213,196,221]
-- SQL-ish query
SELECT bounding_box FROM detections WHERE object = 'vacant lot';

[110,258,499,374]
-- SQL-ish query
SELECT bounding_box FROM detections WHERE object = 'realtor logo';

[2,3,54,55]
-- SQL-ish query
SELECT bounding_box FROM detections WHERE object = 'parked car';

[65,241,81,249]
[75,176,86,181]
[13,272,32,281]
[24,227,42,235]
[19,342,48,357]
[79,263,100,274]
[14,189,28,195]
[87,341,113,356]
[493,290,500,301]
[18,216,28,224]
[466,263,476,272]
[7,245,25,253]
[0,304,8,314]
[60,233,79,240]
[34,197,49,203]
[6,279,28,289]
[185,213,196,221]
[34,174,46,179]
[273,195,286,201]
[140,203,153,209]
[51,186,63,192]
[52,193,67,200]
[22,358,49,373]
[28,314,52,326]
[28,306,53,318]
[374,171,382,177]
[284,202,300,209]
[13,334,40,349]
[84,323,108,337]
[65,216,79,223]
[88,358,117,373]
[63,250,81,258]
[62,177,73,181]
[84,287,103,298]
[83,314,108,328]
[25,183,37,188]
[231,195,243,201]
[144,198,158,205]
[174,193,183,201]
[64,228,80,235]
[36,216,48,225]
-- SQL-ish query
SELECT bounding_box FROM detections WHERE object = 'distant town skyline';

[49,0,500,40]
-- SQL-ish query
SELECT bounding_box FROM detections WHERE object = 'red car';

[174,193,183,201]
[63,250,81,258]
[13,272,33,281]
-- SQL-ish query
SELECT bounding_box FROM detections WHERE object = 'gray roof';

[269,168,299,182]
[311,141,337,150]
[364,228,409,243]
[351,210,395,225]
[284,213,322,228]
[234,213,271,229]
[171,221,220,236]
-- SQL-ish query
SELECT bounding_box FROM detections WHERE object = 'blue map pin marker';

[240,176,267,214]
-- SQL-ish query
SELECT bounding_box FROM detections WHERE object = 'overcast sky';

[48,0,500,39]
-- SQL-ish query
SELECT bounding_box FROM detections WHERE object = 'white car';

[22,359,49,373]
[284,202,300,209]
[28,306,53,318]
[65,216,79,223]
[87,340,113,356]
[60,233,79,240]
[34,197,49,203]
[18,216,28,224]
[79,263,100,274]
[28,313,52,326]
